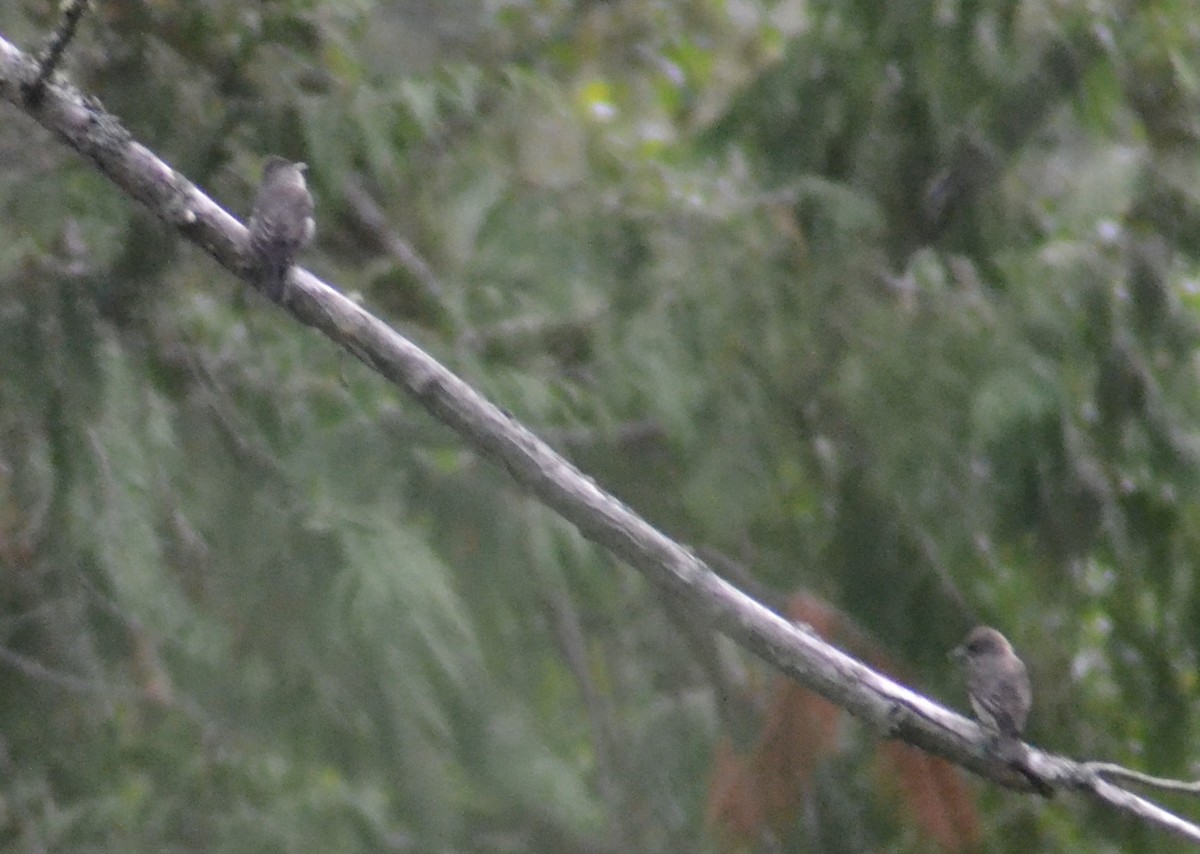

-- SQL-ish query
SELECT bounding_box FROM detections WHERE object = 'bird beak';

[949,645,965,663]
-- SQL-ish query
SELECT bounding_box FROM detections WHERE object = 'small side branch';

[1086,762,1200,795]
[21,0,93,106]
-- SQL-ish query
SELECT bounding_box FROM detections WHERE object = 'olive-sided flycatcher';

[952,626,1052,796]
[248,156,314,301]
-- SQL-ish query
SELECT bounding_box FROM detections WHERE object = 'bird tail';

[993,734,1024,764]
[257,260,289,302]
[997,737,1053,797]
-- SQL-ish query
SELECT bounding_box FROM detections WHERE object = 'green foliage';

[3,0,1200,850]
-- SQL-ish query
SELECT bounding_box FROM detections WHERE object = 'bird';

[247,156,314,301]
[952,626,1053,797]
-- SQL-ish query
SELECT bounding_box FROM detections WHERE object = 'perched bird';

[248,156,314,301]
[952,626,1053,797]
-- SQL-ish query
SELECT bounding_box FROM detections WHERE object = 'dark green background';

[1,0,1198,850]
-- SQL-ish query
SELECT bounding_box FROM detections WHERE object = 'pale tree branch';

[1,30,1198,844]
[1086,763,1200,795]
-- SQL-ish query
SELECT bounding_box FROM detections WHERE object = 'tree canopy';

[2,0,1200,850]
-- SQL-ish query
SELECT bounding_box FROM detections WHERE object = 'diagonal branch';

[1,30,1198,843]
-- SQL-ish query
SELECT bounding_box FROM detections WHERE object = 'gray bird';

[248,156,314,301]
[952,626,1052,796]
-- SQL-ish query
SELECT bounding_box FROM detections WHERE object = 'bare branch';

[1086,762,1200,795]
[0,36,253,285]
[21,0,92,106]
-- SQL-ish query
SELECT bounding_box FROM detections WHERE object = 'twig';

[1086,762,1200,795]
[22,0,93,106]
[342,174,444,303]
[0,643,119,696]
[543,584,635,850]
